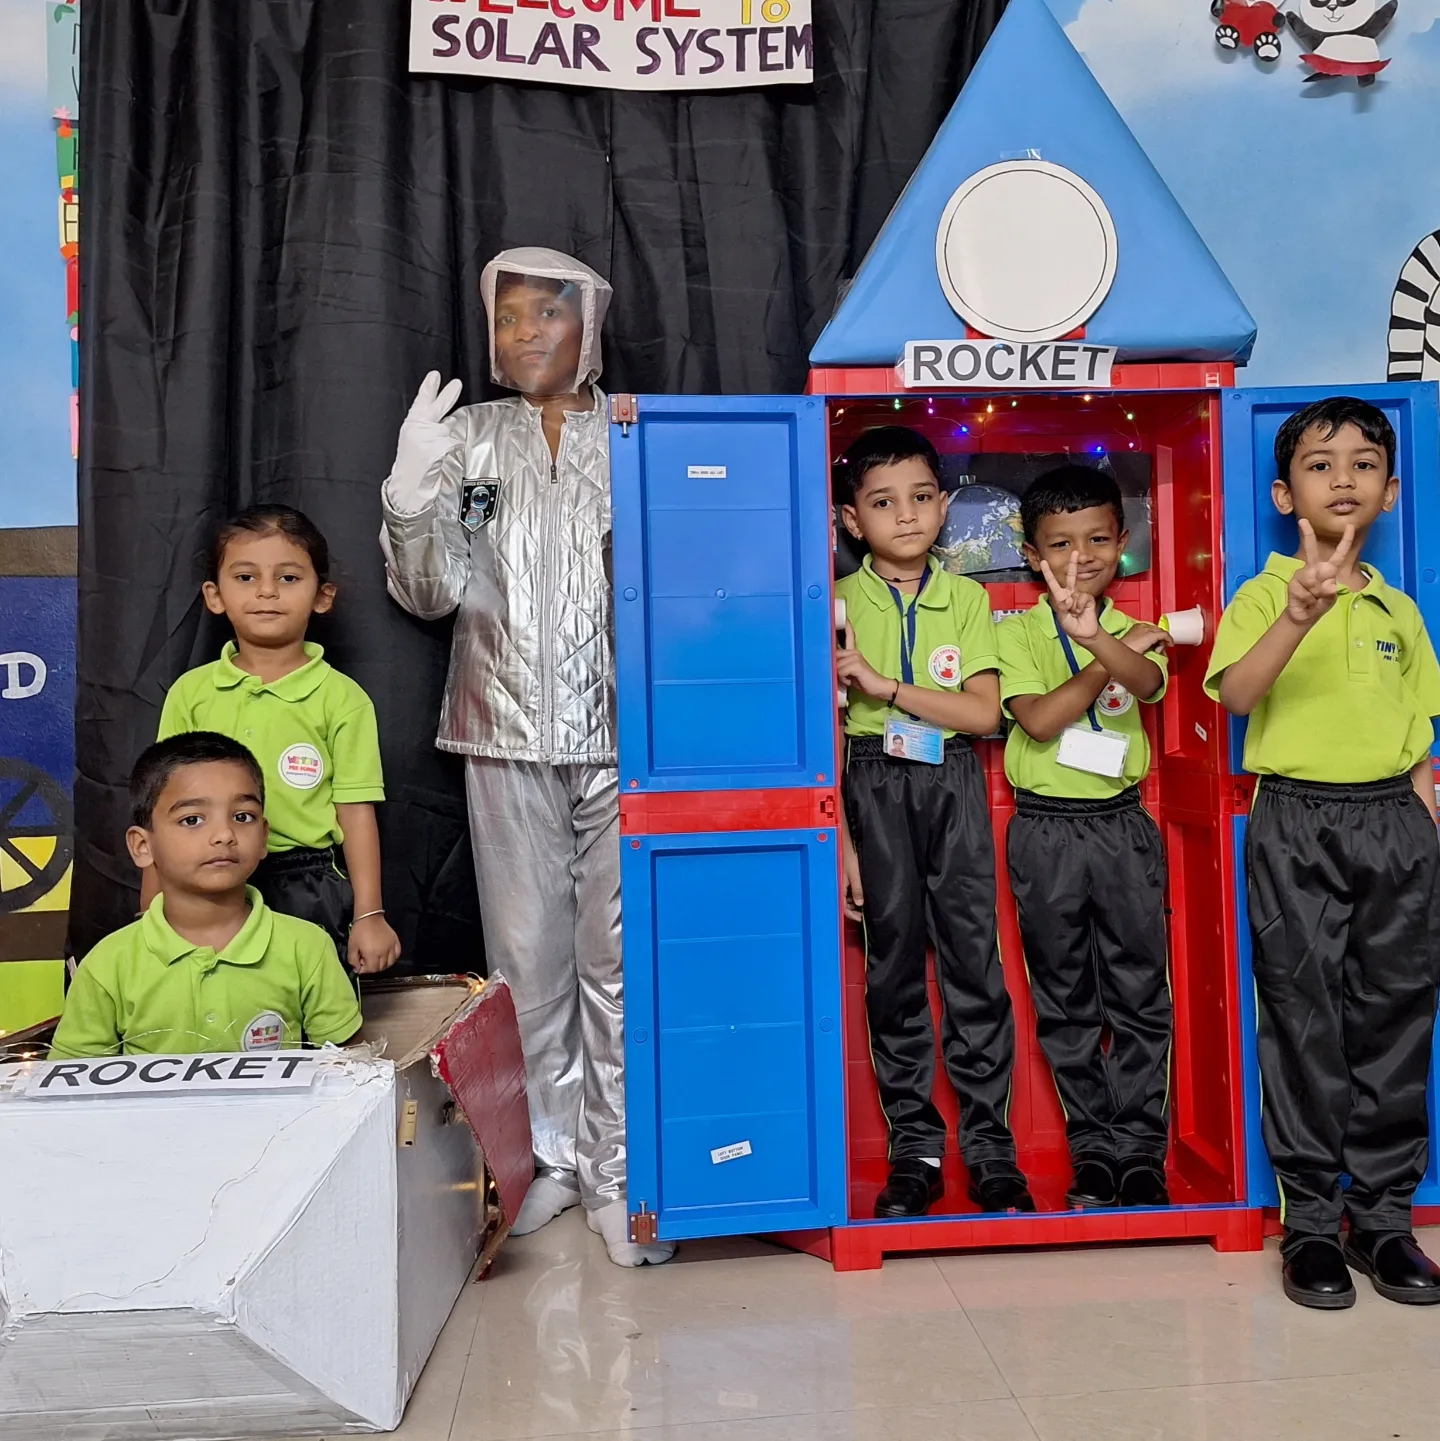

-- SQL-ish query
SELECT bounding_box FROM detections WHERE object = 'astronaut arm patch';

[460,479,500,532]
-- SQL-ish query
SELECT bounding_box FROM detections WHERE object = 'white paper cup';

[1159,606,1205,647]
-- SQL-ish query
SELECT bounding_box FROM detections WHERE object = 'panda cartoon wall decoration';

[1286,0,1397,85]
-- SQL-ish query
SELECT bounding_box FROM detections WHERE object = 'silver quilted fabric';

[380,392,614,763]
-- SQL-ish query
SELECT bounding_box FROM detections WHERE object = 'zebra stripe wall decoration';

[1388,230,1440,382]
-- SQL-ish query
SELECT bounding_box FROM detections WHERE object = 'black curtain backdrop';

[73,0,1007,966]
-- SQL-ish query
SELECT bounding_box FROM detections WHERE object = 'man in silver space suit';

[380,247,672,1266]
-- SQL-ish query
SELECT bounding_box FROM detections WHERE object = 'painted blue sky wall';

[0,0,72,529]
[1051,0,1440,387]
[1,0,1437,517]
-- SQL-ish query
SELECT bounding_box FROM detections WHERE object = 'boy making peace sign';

[998,466,1174,1216]
[1207,397,1440,1310]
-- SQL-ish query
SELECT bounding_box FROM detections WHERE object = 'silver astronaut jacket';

[380,391,615,764]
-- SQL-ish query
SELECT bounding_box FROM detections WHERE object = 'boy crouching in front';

[50,732,362,1058]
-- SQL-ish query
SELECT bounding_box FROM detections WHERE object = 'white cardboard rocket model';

[0,977,532,1439]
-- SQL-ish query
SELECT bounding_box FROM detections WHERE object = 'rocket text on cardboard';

[14,1053,320,1098]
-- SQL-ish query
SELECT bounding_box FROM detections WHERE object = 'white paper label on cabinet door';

[710,1140,753,1164]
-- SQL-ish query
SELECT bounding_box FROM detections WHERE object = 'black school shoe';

[1281,1233,1356,1310]
[967,1162,1037,1214]
[1344,1230,1440,1305]
[1066,1157,1118,1209]
[1117,1160,1170,1208]
[875,1159,945,1218]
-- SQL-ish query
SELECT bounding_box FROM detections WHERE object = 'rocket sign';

[901,340,1117,390]
[9,1053,320,1099]
[410,0,814,91]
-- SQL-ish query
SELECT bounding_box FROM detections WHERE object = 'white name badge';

[1057,725,1130,779]
[884,716,945,765]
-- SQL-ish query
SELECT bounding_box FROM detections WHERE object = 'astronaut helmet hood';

[480,247,612,397]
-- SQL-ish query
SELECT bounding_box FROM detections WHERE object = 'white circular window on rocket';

[934,161,1118,343]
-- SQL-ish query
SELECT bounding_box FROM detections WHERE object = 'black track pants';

[254,845,356,975]
[1007,788,1172,1166]
[844,736,1019,1166]
[1247,774,1440,1237]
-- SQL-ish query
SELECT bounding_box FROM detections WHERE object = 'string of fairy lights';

[831,393,1151,458]
[829,393,1176,579]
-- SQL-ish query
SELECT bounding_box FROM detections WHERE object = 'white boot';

[510,1171,582,1236]
[586,1200,676,1267]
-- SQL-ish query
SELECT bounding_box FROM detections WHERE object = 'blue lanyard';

[884,567,932,688]
[1053,608,1103,733]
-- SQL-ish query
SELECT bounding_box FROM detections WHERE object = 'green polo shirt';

[159,643,384,852]
[48,887,362,1059]
[998,598,1167,798]
[836,556,997,739]
[1204,553,1440,782]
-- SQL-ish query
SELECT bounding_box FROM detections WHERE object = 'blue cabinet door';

[610,395,835,793]
[621,829,846,1240]
[1219,382,1440,773]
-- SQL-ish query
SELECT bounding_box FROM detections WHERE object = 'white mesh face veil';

[480,247,613,394]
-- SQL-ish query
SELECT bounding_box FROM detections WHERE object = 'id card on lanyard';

[1053,612,1130,779]
[882,569,945,765]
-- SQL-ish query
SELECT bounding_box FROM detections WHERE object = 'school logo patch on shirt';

[243,1011,285,1051]
[1097,681,1135,718]
[1376,639,1401,663]
[928,645,962,688]
[278,742,324,790]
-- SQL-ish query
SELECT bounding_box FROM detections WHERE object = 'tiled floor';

[373,1215,1440,1441]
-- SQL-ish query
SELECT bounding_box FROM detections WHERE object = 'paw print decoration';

[1211,0,1284,63]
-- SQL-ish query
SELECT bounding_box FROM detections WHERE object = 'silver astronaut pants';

[464,759,625,1208]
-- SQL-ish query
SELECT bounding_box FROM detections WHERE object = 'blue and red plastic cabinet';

[611,370,1440,1269]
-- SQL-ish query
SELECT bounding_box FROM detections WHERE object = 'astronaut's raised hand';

[387,371,465,512]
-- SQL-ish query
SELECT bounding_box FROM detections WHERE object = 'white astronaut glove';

[385,371,464,514]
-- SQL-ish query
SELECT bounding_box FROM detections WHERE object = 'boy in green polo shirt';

[998,466,1174,1214]
[834,426,1032,1220]
[51,732,362,1058]
[1206,396,1440,1311]
[153,505,399,976]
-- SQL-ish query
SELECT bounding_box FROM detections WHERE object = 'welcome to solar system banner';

[410,0,814,90]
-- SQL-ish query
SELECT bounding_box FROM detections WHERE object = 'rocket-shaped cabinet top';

[810,0,1257,372]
